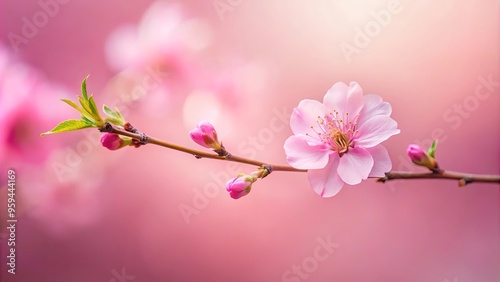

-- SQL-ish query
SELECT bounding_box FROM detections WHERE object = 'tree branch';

[100,122,305,172]
[377,171,500,186]
[100,122,500,186]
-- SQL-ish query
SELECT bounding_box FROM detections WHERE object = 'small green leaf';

[41,119,93,136]
[81,115,95,125]
[81,76,89,100]
[78,96,93,116]
[103,105,115,117]
[61,98,86,115]
[427,139,438,158]
[104,117,124,126]
[114,107,124,120]
[88,95,100,117]
[62,98,97,125]
[102,104,126,126]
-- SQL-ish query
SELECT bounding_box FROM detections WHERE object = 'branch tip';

[377,177,387,183]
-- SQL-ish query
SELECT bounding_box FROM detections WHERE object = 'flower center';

[307,110,359,157]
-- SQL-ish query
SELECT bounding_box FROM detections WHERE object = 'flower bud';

[100,133,131,150]
[189,121,222,151]
[226,174,256,199]
[407,144,437,170]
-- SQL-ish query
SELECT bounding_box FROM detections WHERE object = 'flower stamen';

[309,110,360,157]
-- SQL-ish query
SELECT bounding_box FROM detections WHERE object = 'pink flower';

[407,144,437,170]
[105,2,188,72]
[100,133,130,150]
[226,174,255,199]
[284,82,400,197]
[189,121,222,150]
[0,43,73,168]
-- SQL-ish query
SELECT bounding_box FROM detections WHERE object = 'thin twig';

[100,122,306,172]
[100,123,500,185]
[377,171,500,186]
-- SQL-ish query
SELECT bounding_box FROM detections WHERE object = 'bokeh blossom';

[0,44,102,235]
[0,44,72,168]
[105,1,201,73]
[284,82,400,197]
[103,1,255,128]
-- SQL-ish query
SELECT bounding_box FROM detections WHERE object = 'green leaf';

[81,76,89,100]
[88,95,100,117]
[81,115,95,125]
[102,104,126,126]
[427,139,438,158]
[78,96,92,115]
[114,107,124,120]
[61,98,98,125]
[61,98,86,115]
[104,117,124,126]
[41,119,93,136]
[103,105,115,117]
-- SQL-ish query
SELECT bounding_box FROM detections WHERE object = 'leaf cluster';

[41,77,126,136]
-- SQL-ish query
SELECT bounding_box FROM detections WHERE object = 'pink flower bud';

[189,121,222,150]
[226,174,255,199]
[100,133,127,150]
[407,144,437,170]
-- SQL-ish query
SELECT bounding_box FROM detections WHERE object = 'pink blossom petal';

[198,121,216,134]
[323,81,364,118]
[358,94,392,125]
[407,144,426,162]
[100,133,123,150]
[366,145,392,177]
[290,99,325,136]
[355,115,400,148]
[284,135,330,169]
[307,154,344,197]
[284,82,399,197]
[337,147,374,185]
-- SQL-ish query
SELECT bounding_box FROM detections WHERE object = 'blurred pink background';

[0,0,499,281]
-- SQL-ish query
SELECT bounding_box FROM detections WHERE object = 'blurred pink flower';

[0,44,72,167]
[105,1,204,75]
[284,82,400,197]
[0,43,107,238]
[188,62,249,109]
[103,2,217,117]
[104,1,257,122]
[226,175,254,199]
[189,121,221,150]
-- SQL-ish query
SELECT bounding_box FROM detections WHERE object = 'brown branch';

[100,122,305,173]
[100,122,500,186]
[377,170,500,186]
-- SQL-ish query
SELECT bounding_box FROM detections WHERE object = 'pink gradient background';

[0,1,499,281]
